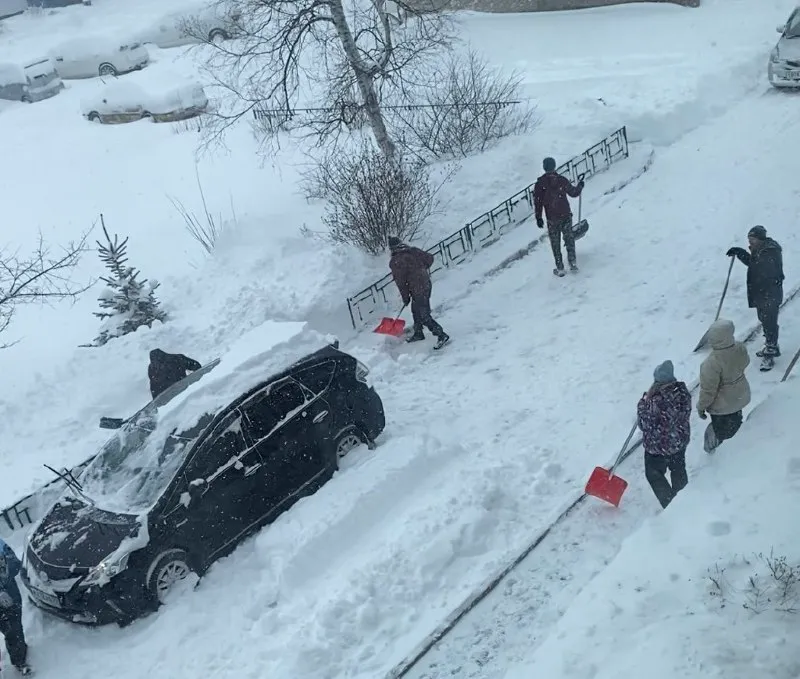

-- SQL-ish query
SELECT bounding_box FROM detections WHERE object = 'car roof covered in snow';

[142,321,338,436]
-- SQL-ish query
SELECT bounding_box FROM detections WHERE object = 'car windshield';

[786,12,800,38]
[77,407,214,514]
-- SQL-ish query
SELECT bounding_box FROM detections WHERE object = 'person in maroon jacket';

[388,236,450,350]
[533,157,585,276]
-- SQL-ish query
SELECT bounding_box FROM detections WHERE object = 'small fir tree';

[91,215,167,347]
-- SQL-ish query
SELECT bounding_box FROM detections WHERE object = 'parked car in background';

[768,6,800,88]
[28,0,89,7]
[131,4,242,48]
[20,339,385,625]
[0,58,64,103]
[81,78,209,123]
[49,36,149,79]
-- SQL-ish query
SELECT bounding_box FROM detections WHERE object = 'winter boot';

[433,333,450,351]
[553,267,566,277]
[756,344,780,358]
[406,331,425,343]
[569,263,579,273]
[15,664,32,676]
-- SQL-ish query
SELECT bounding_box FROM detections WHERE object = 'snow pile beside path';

[506,380,800,679]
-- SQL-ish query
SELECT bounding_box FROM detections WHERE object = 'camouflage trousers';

[547,215,576,270]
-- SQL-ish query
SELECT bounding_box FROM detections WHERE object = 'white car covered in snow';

[130,4,243,48]
[768,6,800,88]
[49,36,150,79]
[81,78,209,124]
[0,58,64,103]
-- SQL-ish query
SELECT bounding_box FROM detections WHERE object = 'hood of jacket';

[759,237,782,255]
[707,319,736,350]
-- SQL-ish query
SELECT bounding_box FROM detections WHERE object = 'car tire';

[144,548,195,605]
[98,63,118,77]
[21,96,31,104]
[87,111,100,122]
[333,425,368,460]
[208,28,228,43]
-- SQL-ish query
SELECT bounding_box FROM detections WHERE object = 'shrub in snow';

[89,218,167,347]
[302,140,451,255]
[391,49,539,162]
[707,551,799,614]
[168,167,235,254]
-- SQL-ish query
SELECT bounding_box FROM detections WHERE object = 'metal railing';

[346,126,630,328]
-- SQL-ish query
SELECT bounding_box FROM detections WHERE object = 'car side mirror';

[777,24,786,34]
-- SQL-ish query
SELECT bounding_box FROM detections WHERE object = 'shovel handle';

[609,421,638,475]
[714,256,735,322]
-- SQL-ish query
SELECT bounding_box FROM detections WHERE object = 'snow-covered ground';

[1,0,798,677]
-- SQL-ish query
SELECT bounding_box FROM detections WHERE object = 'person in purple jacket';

[637,360,692,509]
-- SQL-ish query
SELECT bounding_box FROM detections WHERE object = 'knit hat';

[747,225,767,241]
[653,360,676,384]
[543,157,557,172]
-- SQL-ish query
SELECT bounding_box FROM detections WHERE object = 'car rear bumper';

[768,63,800,87]
[28,82,63,102]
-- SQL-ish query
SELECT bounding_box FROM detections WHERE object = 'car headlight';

[83,552,130,587]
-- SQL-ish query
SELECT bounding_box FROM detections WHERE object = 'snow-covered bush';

[707,551,800,614]
[301,140,450,255]
[89,218,167,347]
[391,49,538,162]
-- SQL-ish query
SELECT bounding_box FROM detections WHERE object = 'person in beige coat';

[696,318,752,452]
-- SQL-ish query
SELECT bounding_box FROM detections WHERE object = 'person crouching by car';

[637,360,692,509]
[0,539,31,675]
[148,348,202,399]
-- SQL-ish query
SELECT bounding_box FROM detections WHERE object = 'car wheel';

[142,111,153,121]
[145,548,194,605]
[21,96,31,104]
[208,28,228,43]
[333,425,367,460]
[98,63,118,77]
[87,111,101,122]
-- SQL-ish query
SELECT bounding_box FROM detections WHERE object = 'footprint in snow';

[707,520,732,537]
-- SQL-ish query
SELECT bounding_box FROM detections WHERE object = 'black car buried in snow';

[20,339,385,625]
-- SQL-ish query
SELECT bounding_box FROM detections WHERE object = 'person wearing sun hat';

[726,225,784,369]
[636,360,692,509]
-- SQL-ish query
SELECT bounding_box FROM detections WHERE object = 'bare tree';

[390,49,538,162]
[0,231,92,348]
[301,139,452,254]
[186,0,454,157]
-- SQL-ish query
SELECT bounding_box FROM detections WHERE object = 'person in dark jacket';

[148,349,202,399]
[636,360,692,509]
[388,236,450,350]
[727,226,784,361]
[533,157,585,276]
[0,539,31,675]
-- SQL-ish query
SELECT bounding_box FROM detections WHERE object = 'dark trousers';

[711,411,743,443]
[644,450,688,509]
[410,293,445,338]
[547,216,576,270]
[756,301,780,348]
[0,605,27,668]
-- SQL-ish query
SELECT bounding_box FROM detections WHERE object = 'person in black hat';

[726,226,784,368]
[533,156,584,277]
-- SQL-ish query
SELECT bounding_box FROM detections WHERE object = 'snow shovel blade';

[374,317,406,337]
[585,466,628,507]
[572,219,589,241]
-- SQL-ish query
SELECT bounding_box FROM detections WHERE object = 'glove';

[577,179,585,190]
[698,410,707,420]
[536,217,544,229]
[401,297,410,307]
[726,247,745,258]
[0,592,14,608]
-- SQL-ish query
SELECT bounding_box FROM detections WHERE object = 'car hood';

[776,36,800,62]
[28,499,140,571]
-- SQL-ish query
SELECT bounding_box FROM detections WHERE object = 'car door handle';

[312,410,329,424]
[243,463,262,477]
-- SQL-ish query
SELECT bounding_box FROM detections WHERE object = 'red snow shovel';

[373,303,407,337]
[585,421,637,507]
